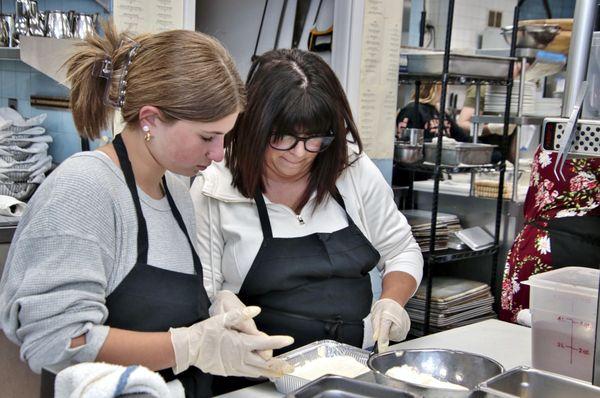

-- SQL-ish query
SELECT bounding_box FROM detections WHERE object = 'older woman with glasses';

[190,49,423,391]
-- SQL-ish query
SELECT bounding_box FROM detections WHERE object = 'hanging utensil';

[251,0,269,62]
[307,0,332,52]
[553,80,588,180]
[292,0,311,48]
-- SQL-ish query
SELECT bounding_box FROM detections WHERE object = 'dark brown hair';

[225,48,363,209]
[65,20,245,139]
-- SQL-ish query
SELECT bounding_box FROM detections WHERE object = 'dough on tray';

[290,355,369,380]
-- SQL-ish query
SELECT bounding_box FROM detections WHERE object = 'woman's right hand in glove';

[170,306,294,378]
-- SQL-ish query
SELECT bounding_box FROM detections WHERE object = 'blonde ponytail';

[65,20,245,140]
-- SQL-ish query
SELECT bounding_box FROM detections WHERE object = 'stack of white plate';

[484,80,537,114]
[530,97,563,116]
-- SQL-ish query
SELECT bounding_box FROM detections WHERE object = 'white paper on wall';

[357,0,403,158]
[113,0,184,35]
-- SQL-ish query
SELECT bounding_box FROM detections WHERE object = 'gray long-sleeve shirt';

[0,151,199,373]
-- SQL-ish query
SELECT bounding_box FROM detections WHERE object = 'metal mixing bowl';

[368,349,504,398]
[501,24,560,49]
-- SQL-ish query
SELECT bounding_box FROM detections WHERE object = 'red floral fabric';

[499,145,600,322]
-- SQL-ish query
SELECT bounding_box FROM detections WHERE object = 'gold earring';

[144,132,152,142]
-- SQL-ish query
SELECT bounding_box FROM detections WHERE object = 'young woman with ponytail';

[0,21,292,397]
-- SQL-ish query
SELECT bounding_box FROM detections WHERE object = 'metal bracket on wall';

[30,95,69,110]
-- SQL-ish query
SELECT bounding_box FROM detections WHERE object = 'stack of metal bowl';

[367,349,504,397]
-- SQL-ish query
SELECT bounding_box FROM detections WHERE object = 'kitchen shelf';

[398,72,510,85]
[477,47,564,60]
[394,161,498,174]
[0,47,20,60]
[424,245,499,263]
[471,115,546,125]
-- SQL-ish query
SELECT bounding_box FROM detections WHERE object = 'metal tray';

[406,53,513,79]
[424,143,496,165]
[273,340,370,394]
[286,375,416,398]
[477,366,600,398]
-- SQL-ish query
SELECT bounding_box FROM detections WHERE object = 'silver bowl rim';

[367,348,505,391]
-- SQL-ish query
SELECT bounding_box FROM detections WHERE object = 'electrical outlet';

[8,98,17,110]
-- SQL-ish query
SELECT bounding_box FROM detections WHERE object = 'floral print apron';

[500,146,600,322]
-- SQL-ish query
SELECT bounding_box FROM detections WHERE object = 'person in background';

[500,146,600,322]
[457,62,524,164]
[191,50,423,388]
[396,82,471,143]
[0,22,292,397]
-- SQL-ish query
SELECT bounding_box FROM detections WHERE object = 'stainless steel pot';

[398,128,424,146]
[394,143,423,164]
[45,11,72,39]
[27,0,45,36]
[0,19,9,47]
[15,0,30,40]
[1,15,16,47]
[73,14,95,40]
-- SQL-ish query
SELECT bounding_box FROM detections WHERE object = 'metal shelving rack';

[395,0,522,335]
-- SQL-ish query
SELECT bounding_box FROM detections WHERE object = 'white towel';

[54,362,183,398]
[0,107,46,127]
[0,194,26,216]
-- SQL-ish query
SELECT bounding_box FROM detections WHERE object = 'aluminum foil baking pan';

[273,340,370,394]
[285,375,417,397]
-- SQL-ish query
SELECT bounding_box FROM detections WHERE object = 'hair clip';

[115,40,141,108]
[92,57,117,108]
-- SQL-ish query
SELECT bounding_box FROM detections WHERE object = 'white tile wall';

[426,0,517,50]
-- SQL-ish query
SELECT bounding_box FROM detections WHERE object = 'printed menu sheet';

[114,0,184,34]
[358,0,403,158]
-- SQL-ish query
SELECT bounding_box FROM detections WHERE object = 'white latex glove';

[209,290,260,336]
[209,290,272,360]
[371,298,411,352]
[170,306,294,378]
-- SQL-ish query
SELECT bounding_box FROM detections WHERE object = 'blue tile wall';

[520,0,576,20]
[0,0,110,163]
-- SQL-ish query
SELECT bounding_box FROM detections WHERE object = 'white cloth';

[54,362,181,398]
[0,195,26,216]
[190,148,422,350]
[0,107,46,128]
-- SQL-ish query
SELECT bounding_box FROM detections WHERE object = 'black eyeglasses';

[269,133,335,153]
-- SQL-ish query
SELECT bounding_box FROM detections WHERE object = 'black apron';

[105,134,212,398]
[528,215,600,268]
[238,191,380,350]
[212,191,381,395]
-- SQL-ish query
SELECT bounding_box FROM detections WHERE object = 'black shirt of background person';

[396,102,471,142]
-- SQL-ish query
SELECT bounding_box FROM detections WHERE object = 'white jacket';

[190,149,423,301]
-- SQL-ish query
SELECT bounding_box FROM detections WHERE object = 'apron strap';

[526,216,600,247]
[113,134,149,264]
[254,187,354,241]
[254,190,273,239]
[163,176,203,277]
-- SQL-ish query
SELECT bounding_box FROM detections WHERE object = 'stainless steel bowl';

[501,24,560,49]
[368,349,504,398]
[394,143,423,164]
